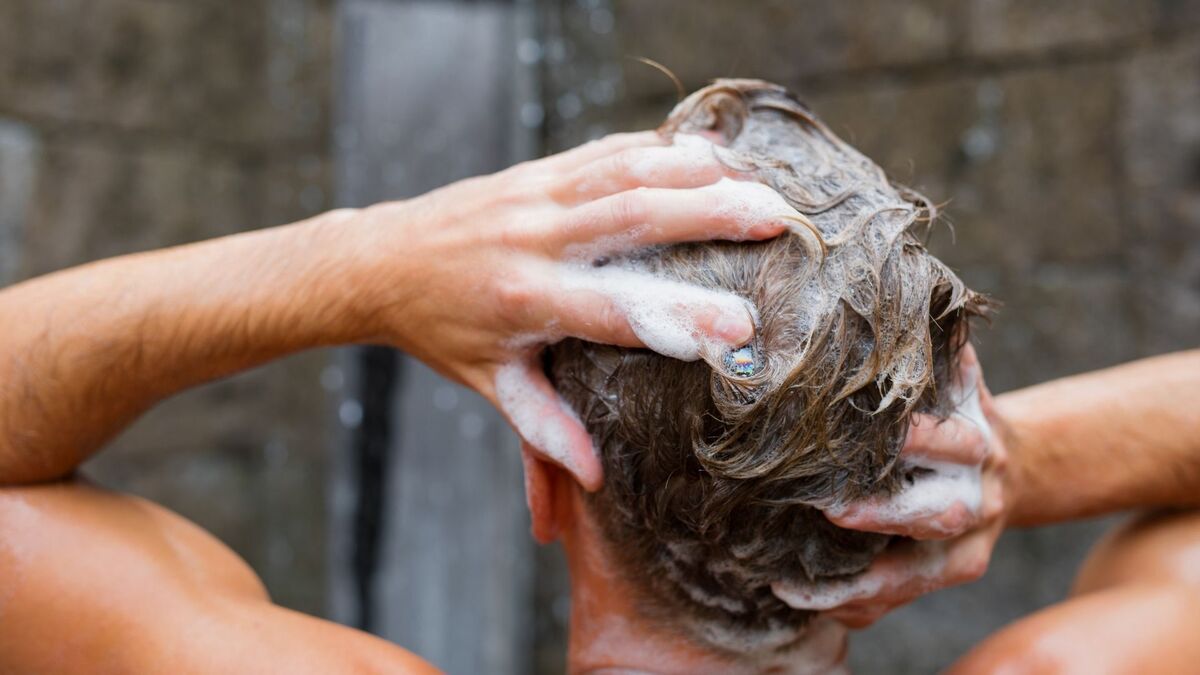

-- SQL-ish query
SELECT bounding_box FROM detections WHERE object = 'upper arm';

[951,510,1200,675]
[0,481,439,675]
[948,584,1200,675]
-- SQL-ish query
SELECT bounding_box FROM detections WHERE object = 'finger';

[535,131,666,173]
[493,358,603,491]
[771,573,888,612]
[979,454,1008,523]
[553,135,741,203]
[776,539,967,613]
[827,492,980,540]
[826,600,895,628]
[773,541,950,612]
[556,265,756,359]
[538,285,642,348]
[555,181,795,259]
[820,531,999,626]
[961,342,1001,422]
[901,414,989,466]
[838,531,995,611]
[825,451,985,540]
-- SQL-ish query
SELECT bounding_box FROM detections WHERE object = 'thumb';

[493,357,603,491]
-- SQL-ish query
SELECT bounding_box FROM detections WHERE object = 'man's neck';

[562,502,850,674]
[568,596,851,675]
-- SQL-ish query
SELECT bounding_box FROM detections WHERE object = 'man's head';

[529,79,986,663]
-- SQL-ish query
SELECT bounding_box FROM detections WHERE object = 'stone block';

[8,0,329,148]
[1156,0,1200,29]
[614,0,957,100]
[254,0,334,147]
[966,265,1139,393]
[11,0,189,129]
[1121,40,1200,355]
[964,0,1156,56]
[19,135,266,278]
[0,0,15,100]
[0,119,40,286]
[811,61,1124,271]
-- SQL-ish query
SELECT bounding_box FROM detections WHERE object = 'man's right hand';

[805,344,1014,627]
[350,131,803,489]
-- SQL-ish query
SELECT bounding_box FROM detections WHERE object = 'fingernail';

[713,308,754,345]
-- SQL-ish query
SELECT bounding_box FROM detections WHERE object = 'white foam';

[705,176,811,235]
[494,361,590,477]
[951,366,992,441]
[824,368,993,533]
[558,263,754,361]
[771,542,949,611]
[577,132,720,199]
[632,132,716,179]
[563,176,808,264]
[771,574,884,611]
[870,460,983,535]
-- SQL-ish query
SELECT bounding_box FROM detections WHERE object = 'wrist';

[308,202,426,347]
[994,397,1038,528]
[245,207,390,349]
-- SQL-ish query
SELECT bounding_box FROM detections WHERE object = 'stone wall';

[0,0,336,615]
[538,1,1200,672]
[4,1,1198,671]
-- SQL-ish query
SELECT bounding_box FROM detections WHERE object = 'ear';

[520,442,561,544]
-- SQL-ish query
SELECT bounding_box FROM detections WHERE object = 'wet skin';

[0,126,1197,670]
[2,475,1197,673]
[0,480,439,675]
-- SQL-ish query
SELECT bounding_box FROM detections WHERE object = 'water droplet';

[459,412,486,440]
[517,38,542,65]
[339,399,364,428]
[557,92,583,120]
[433,385,459,412]
[961,126,998,160]
[520,102,545,128]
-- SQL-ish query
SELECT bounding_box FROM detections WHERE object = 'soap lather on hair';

[548,78,989,656]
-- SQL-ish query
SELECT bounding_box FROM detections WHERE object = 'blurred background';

[1,0,1198,673]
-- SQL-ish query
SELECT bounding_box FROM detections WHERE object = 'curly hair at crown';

[547,79,988,655]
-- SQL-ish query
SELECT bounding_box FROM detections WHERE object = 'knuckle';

[956,549,990,582]
[983,493,1006,521]
[594,299,632,339]
[609,191,649,229]
[497,221,537,249]
[992,447,1010,472]
[972,434,989,459]
[607,149,640,178]
[967,553,990,580]
[938,503,973,536]
[495,271,540,320]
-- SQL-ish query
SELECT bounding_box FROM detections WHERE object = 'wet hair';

[547,80,988,654]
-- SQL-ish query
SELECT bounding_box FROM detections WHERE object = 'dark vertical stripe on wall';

[350,345,398,631]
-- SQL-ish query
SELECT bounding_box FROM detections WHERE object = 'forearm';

[1000,349,1200,527]
[0,209,372,484]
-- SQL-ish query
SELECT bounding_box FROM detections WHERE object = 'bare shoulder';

[0,480,439,675]
[949,510,1200,675]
